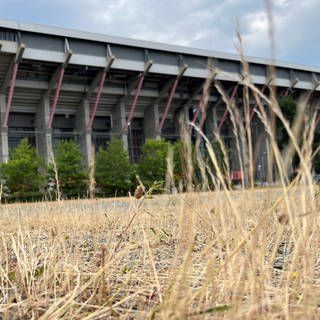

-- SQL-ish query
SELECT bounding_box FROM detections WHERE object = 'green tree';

[313,128,320,174]
[138,139,169,187]
[173,140,227,190]
[277,95,298,150]
[95,138,135,196]
[277,95,320,176]
[0,138,46,198]
[52,140,89,198]
[208,140,227,174]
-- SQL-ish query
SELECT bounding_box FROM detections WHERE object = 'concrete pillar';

[0,94,9,162]
[75,98,92,167]
[144,103,160,140]
[0,128,8,163]
[252,119,268,183]
[239,110,250,188]
[111,102,128,150]
[175,104,190,136]
[229,137,240,172]
[36,94,53,163]
[183,104,190,124]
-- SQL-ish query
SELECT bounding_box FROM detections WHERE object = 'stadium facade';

[0,19,319,182]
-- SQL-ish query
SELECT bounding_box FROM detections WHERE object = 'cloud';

[240,0,320,66]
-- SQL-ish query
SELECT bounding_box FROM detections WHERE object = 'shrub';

[95,138,135,196]
[208,140,228,175]
[173,140,204,189]
[0,138,46,199]
[51,140,89,198]
[138,139,169,187]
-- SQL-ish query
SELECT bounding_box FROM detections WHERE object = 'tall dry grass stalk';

[89,145,96,199]
[50,153,61,202]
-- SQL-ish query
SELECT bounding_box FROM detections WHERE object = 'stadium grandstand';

[0,18,319,182]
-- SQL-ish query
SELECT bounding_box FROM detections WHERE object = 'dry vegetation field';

[1,187,320,319]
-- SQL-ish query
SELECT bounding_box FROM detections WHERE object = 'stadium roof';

[0,18,319,74]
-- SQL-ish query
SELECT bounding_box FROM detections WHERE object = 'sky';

[0,0,319,68]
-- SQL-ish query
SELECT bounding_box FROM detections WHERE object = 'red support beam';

[159,77,179,132]
[3,63,19,128]
[250,85,266,121]
[217,84,239,134]
[189,90,205,130]
[88,70,107,130]
[47,67,65,129]
[284,87,290,96]
[123,74,145,133]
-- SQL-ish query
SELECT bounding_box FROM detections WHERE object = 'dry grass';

[0,187,320,319]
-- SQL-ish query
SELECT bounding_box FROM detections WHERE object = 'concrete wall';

[0,94,9,162]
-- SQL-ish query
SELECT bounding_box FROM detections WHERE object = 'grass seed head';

[277,212,289,225]
[134,185,145,199]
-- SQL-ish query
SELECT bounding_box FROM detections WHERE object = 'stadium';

[0,18,319,182]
